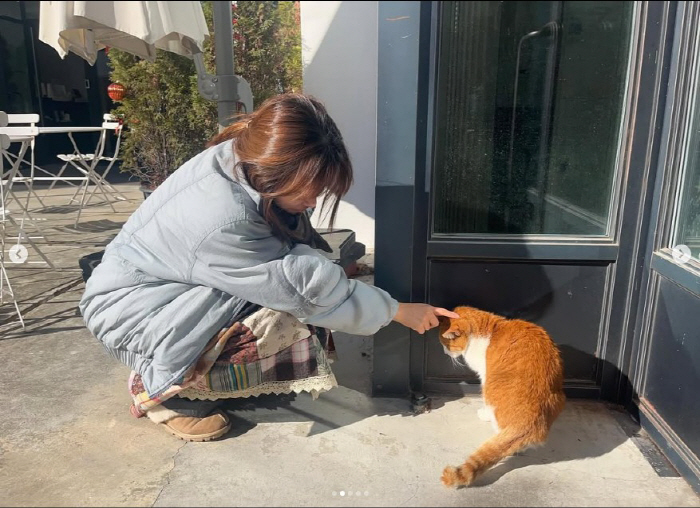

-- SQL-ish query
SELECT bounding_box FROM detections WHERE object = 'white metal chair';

[0,114,55,263]
[0,113,55,271]
[0,184,27,328]
[78,114,127,206]
[0,117,26,328]
[51,114,127,224]
[1,114,47,212]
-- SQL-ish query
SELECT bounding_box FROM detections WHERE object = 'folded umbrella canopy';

[38,1,252,126]
[39,0,208,65]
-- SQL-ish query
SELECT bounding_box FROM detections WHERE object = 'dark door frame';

[373,1,678,405]
[627,0,700,492]
[595,0,678,404]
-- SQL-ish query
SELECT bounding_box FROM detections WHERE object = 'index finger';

[433,307,460,319]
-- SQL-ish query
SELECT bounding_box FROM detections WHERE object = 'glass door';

[432,1,633,238]
[411,0,665,397]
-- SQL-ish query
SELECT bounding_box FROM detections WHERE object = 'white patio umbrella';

[39,1,208,65]
[38,1,252,126]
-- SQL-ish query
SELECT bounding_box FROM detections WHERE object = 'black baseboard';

[636,399,700,494]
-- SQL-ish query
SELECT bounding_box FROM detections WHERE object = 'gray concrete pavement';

[1,184,698,507]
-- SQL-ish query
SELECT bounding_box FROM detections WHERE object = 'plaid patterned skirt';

[128,308,337,418]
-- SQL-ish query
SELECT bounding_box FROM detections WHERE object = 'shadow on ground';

[421,343,674,488]
[218,330,415,438]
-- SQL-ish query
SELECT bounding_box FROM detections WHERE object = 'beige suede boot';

[146,405,231,442]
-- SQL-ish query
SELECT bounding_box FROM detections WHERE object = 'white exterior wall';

[300,1,378,249]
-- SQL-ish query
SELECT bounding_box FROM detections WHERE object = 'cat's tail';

[441,427,541,487]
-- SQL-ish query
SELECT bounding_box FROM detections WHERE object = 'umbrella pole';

[213,1,237,131]
[195,2,254,128]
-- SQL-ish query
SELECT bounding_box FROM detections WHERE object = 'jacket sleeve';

[187,217,399,336]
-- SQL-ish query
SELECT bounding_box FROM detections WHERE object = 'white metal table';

[3,125,124,225]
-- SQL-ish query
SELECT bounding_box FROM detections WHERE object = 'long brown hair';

[208,93,353,242]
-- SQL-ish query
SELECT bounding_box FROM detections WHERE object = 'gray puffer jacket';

[79,140,398,398]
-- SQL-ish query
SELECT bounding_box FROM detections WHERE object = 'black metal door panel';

[643,277,700,456]
[425,260,608,388]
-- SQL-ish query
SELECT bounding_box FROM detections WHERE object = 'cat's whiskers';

[449,353,467,368]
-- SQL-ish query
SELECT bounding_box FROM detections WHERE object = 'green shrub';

[108,1,301,189]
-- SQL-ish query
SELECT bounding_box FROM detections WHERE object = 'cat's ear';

[442,322,463,340]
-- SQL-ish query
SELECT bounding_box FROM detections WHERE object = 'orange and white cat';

[438,305,566,488]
